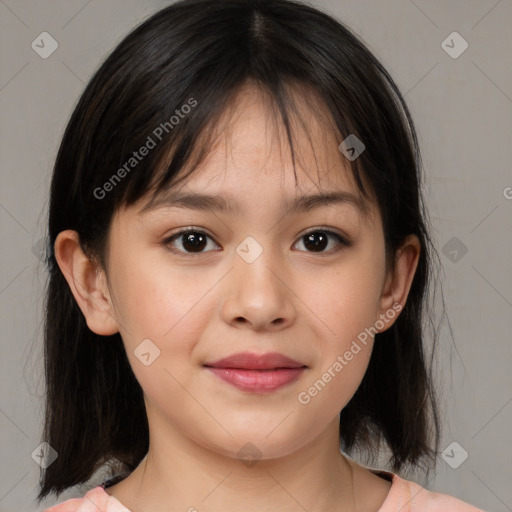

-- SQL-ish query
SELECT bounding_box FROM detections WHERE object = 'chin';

[220,429,310,463]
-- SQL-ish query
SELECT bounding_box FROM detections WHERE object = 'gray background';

[1,0,511,510]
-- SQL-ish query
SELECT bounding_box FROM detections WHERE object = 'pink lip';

[205,352,305,370]
[204,352,307,393]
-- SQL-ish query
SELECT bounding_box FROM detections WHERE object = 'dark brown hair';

[37,0,441,501]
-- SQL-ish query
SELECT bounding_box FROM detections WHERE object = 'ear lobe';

[53,230,119,336]
[377,234,421,331]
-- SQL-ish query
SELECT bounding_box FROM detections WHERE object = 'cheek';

[295,250,383,405]
[109,252,223,390]
[110,251,214,342]
[295,312,374,428]
[304,250,385,339]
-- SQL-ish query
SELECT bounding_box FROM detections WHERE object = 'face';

[95,84,398,460]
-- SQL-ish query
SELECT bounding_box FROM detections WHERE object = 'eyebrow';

[139,189,369,218]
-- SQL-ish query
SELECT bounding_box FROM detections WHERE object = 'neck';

[107,414,358,512]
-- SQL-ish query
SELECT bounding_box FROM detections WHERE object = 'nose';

[220,240,296,332]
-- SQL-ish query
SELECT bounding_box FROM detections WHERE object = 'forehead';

[135,81,376,224]
[192,81,356,187]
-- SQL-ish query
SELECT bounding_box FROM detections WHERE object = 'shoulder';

[43,485,130,512]
[379,472,487,512]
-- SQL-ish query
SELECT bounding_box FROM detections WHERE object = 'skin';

[54,82,420,512]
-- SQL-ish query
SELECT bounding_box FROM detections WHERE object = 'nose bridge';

[234,234,282,295]
[222,233,295,329]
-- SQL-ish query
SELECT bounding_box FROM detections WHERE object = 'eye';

[163,227,220,255]
[293,228,350,254]
[162,227,350,256]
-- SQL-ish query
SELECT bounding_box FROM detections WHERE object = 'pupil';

[183,232,207,252]
[305,232,327,252]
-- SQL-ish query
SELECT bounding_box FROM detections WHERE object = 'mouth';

[203,352,307,393]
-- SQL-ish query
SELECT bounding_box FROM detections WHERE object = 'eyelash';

[162,226,351,257]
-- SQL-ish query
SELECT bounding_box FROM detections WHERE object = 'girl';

[38,0,485,510]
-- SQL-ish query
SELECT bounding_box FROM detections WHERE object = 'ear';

[53,230,119,336]
[377,234,421,332]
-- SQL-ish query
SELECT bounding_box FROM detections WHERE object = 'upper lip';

[204,352,306,370]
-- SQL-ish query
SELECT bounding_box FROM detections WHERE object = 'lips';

[204,352,306,370]
[204,352,307,393]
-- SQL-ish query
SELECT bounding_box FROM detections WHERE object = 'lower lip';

[205,367,306,393]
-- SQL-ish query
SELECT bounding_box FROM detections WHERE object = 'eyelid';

[301,226,350,245]
[162,226,351,256]
[162,226,220,254]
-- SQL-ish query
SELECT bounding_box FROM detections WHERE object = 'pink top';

[44,471,486,511]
